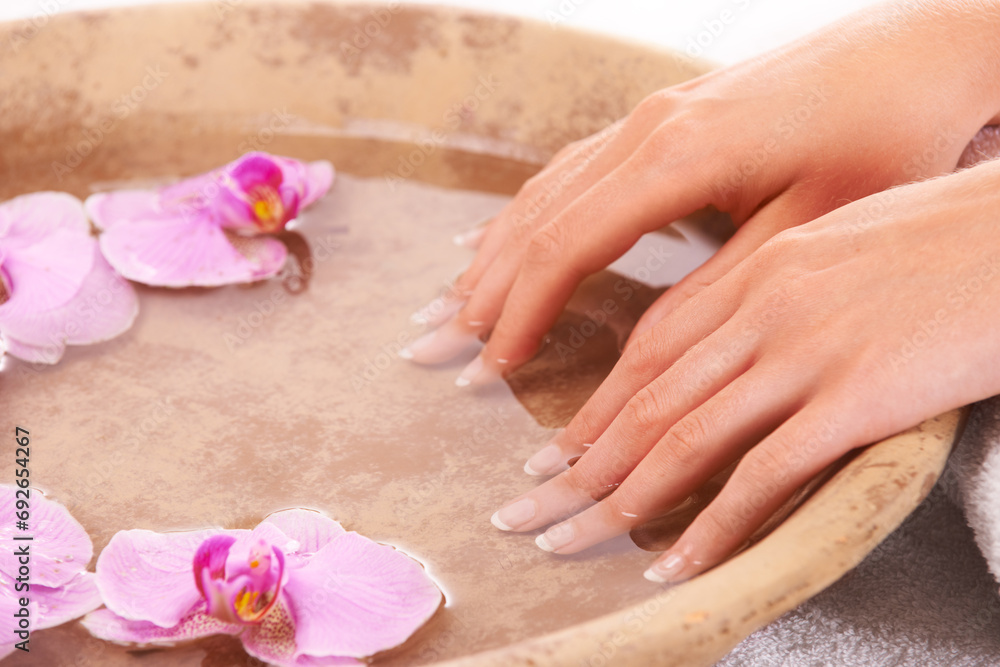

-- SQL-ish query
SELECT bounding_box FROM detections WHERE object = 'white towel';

[718,398,1000,665]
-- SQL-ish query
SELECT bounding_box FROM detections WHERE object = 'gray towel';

[718,398,1000,666]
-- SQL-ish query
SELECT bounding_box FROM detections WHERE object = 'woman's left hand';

[490,159,1000,582]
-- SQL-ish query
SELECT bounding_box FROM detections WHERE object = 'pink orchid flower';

[0,485,103,659]
[85,152,334,288]
[0,192,138,364]
[83,509,442,666]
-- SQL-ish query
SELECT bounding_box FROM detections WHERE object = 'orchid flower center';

[193,535,285,625]
[249,185,285,233]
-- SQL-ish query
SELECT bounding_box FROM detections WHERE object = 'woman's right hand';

[403,0,1000,385]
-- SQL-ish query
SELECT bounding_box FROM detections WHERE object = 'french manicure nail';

[643,553,686,583]
[453,225,488,248]
[536,522,576,553]
[491,498,536,531]
[524,443,568,476]
[410,295,466,328]
[399,326,480,365]
[455,355,500,387]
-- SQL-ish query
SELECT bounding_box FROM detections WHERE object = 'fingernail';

[491,498,536,531]
[399,326,480,365]
[453,225,488,248]
[455,355,500,387]
[536,522,576,553]
[410,295,466,328]
[524,443,568,476]
[643,553,686,583]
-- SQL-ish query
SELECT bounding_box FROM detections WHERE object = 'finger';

[454,92,686,301]
[456,128,720,383]
[520,280,740,474]
[452,217,493,250]
[453,119,630,295]
[627,192,821,346]
[530,365,803,554]
[643,401,856,583]
[493,328,767,532]
[399,315,482,365]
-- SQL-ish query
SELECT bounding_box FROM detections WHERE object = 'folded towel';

[718,400,1000,666]
[951,395,1000,589]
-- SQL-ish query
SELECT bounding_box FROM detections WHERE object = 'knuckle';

[692,504,736,544]
[628,91,676,127]
[662,414,710,467]
[624,331,667,375]
[565,407,606,446]
[524,224,567,267]
[623,385,669,434]
[561,455,614,496]
[739,444,789,486]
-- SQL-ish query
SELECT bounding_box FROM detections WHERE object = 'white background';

[1,0,880,65]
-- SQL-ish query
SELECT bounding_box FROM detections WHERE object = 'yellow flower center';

[234,587,274,623]
[250,186,285,232]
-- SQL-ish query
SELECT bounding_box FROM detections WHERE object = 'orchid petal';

[95,528,236,627]
[98,216,287,288]
[194,534,236,600]
[0,335,56,364]
[0,228,94,316]
[30,573,104,631]
[84,190,167,231]
[82,604,242,646]
[231,153,284,192]
[301,161,335,209]
[0,581,20,661]
[0,244,138,357]
[0,486,94,588]
[262,509,346,557]
[0,192,90,249]
[226,234,289,280]
[283,532,442,658]
[241,597,362,667]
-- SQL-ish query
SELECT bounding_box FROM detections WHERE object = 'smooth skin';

[404,0,1000,581]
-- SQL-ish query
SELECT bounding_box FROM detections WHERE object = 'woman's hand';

[490,159,1000,582]
[401,0,1000,382]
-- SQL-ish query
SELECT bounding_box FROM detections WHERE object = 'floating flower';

[0,485,103,659]
[85,152,334,288]
[0,192,138,365]
[83,509,441,666]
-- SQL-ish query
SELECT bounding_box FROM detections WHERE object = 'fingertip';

[456,354,503,386]
[643,552,688,584]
